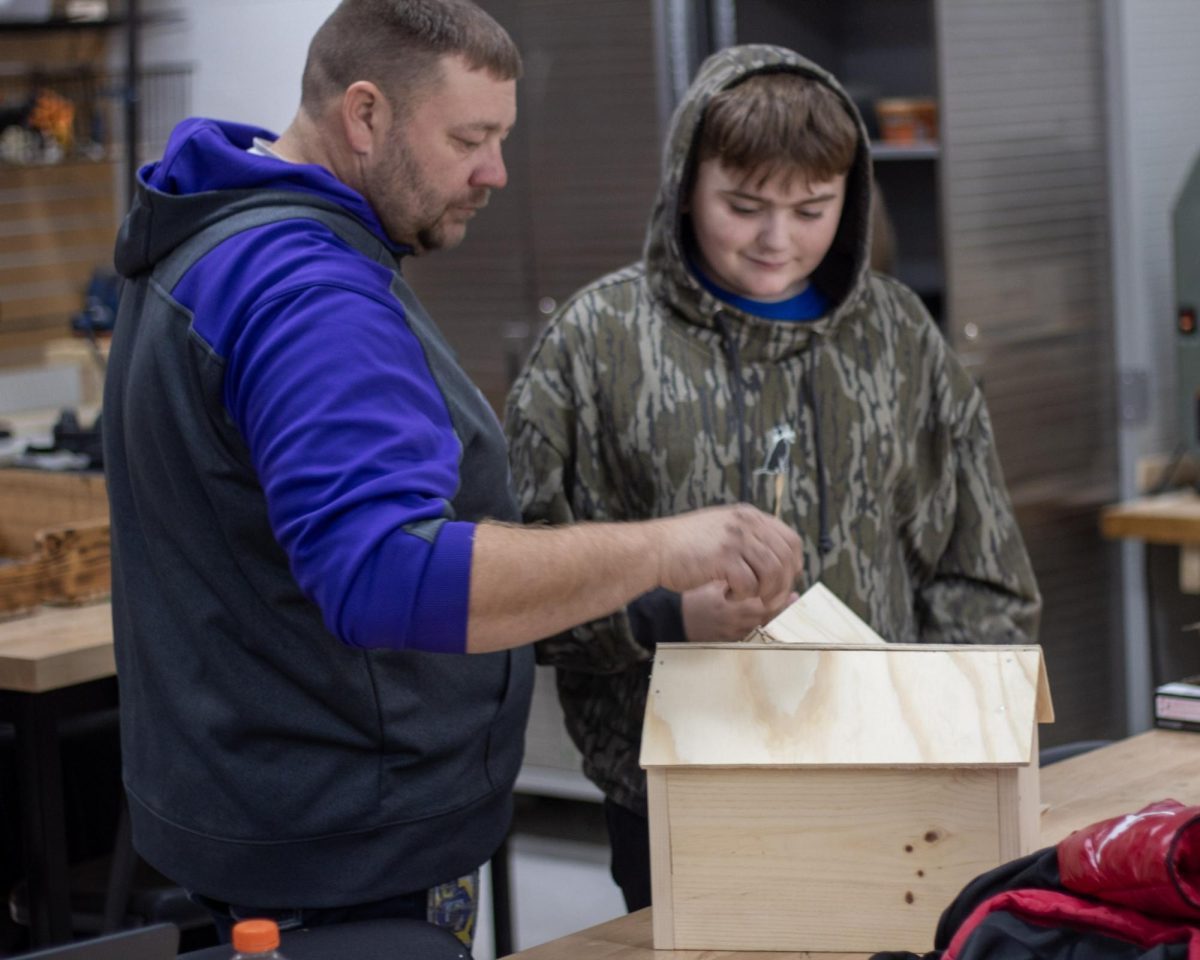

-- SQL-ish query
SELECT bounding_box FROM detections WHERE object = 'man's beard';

[371,132,488,254]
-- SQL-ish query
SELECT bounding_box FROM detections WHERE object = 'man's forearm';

[466,520,660,654]
[465,505,803,654]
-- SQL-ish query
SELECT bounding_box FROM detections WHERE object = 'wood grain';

[1100,491,1200,545]
[0,518,110,615]
[663,766,1003,953]
[753,582,887,645]
[641,645,1048,767]
[0,467,109,553]
[646,768,674,949]
[0,600,113,693]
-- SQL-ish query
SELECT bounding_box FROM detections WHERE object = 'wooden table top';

[0,601,114,693]
[508,729,1199,959]
[1100,490,1200,545]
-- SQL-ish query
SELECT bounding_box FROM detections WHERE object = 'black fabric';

[627,588,685,649]
[190,887,429,945]
[603,798,652,912]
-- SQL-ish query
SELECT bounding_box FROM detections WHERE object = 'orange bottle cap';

[232,918,280,953]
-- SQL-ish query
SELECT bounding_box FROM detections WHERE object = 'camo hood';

[644,43,874,350]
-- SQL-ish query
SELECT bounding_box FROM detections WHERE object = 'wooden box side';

[647,767,674,949]
[662,766,1004,953]
[998,726,1041,861]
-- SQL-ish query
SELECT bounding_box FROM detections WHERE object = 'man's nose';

[471,143,508,190]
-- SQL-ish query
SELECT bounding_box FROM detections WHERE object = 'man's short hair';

[696,72,859,187]
[301,0,522,113]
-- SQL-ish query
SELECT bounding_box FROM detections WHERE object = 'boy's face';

[688,158,847,303]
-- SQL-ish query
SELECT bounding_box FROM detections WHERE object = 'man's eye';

[455,137,483,150]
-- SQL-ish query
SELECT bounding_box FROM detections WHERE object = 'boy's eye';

[728,203,759,216]
[796,209,823,221]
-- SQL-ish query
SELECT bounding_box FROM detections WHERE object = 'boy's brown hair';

[301,0,522,115]
[696,71,859,187]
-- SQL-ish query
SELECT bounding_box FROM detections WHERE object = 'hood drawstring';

[713,314,752,502]
[807,347,834,556]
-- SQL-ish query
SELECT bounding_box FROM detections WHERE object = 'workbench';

[0,601,116,946]
[506,729,1199,959]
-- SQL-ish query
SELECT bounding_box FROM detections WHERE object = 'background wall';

[141,0,334,133]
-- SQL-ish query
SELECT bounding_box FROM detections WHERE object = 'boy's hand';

[681,582,800,643]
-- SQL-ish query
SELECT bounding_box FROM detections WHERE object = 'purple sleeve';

[222,281,474,653]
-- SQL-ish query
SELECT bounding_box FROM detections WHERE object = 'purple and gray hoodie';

[104,118,532,906]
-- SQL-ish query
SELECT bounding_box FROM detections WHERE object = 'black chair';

[1039,739,1113,766]
[10,922,178,960]
[8,798,212,939]
[179,918,469,960]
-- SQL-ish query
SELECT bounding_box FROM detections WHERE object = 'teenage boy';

[506,44,1041,912]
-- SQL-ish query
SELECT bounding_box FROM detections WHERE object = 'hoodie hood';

[114,118,403,279]
[644,44,874,340]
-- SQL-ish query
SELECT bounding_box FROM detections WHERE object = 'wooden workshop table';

[0,601,116,946]
[507,729,1199,960]
[1101,489,1200,589]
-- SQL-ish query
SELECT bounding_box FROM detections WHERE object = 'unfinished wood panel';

[642,646,1047,767]
[1100,491,1200,546]
[995,727,1040,861]
[753,582,886,645]
[664,766,1001,953]
[1040,730,1200,842]
[645,768,673,949]
[0,600,113,694]
[0,467,108,553]
[0,517,109,615]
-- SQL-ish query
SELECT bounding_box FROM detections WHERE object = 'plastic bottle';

[231,918,289,959]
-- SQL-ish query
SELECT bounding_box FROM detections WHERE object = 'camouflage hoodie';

[505,45,1041,815]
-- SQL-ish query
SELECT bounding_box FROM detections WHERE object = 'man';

[102,0,802,945]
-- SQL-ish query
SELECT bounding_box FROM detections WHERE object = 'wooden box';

[0,467,109,615]
[641,641,1053,954]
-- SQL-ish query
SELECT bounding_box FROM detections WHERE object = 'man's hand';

[468,504,802,654]
[681,582,800,643]
[653,504,802,612]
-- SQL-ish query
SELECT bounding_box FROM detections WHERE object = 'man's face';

[366,55,516,253]
[688,158,847,302]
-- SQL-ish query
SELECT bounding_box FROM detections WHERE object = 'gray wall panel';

[939,0,1122,743]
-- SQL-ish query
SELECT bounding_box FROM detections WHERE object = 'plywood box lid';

[640,644,1053,769]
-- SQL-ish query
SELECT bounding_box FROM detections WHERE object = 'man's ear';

[341,80,389,155]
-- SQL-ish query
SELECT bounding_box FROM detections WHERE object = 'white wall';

[141,0,337,133]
